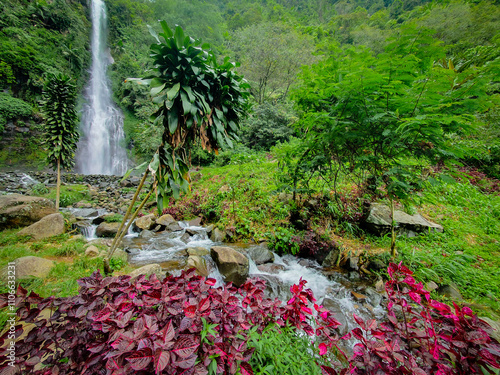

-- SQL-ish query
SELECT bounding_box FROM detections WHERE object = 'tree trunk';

[56,157,61,211]
[390,196,397,258]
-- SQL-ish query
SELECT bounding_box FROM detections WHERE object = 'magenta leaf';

[172,337,199,358]
[126,348,153,370]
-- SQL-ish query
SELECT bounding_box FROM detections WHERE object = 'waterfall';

[76,0,128,175]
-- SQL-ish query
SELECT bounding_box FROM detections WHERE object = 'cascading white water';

[76,0,128,175]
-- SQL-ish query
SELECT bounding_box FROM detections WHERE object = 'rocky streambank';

[0,171,147,214]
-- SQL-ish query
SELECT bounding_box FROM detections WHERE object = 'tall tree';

[290,26,498,256]
[106,22,249,273]
[227,22,316,104]
[42,74,79,210]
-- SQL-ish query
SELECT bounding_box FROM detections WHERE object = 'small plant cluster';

[329,187,368,225]
[158,193,203,221]
[291,230,337,261]
[457,166,500,195]
[269,228,337,260]
[1,264,499,375]
[268,227,300,255]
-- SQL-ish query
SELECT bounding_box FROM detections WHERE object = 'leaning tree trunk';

[390,196,397,258]
[56,157,61,210]
[103,169,150,275]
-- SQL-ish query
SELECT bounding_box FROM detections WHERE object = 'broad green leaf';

[150,83,166,96]
[167,83,180,101]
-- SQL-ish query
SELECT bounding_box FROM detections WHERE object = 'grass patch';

[36,184,90,207]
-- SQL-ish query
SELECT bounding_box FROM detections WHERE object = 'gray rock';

[347,257,359,271]
[363,203,443,237]
[436,283,463,300]
[322,248,341,268]
[85,245,100,258]
[166,222,182,232]
[139,230,155,240]
[257,263,285,274]
[187,247,209,256]
[0,194,57,230]
[17,213,65,240]
[134,214,156,231]
[186,228,201,236]
[210,246,249,286]
[187,217,202,227]
[72,208,99,218]
[180,232,191,244]
[322,298,349,335]
[0,256,55,281]
[246,245,274,265]
[205,224,214,234]
[156,214,176,227]
[96,222,121,238]
[210,228,225,242]
[128,264,163,280]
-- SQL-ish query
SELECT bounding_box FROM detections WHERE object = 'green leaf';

[147,25,160,43]
[168,109,179,134]
[150,83,166,96]
[167,83,180,101]
[160,21,173,38]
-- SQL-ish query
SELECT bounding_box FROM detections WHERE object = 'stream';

[78,215,386,340]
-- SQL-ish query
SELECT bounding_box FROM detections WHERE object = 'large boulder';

[71,208,99,218]
[246,245,274,265]
[210,246,249,286]
[0,194,57,230]
[134,214,156,231]
[17,213,65,240]
[156,214,176,226]
[96,222,121,238]
[156,214,182,232]
[363,203,443,237]
[0,256,55,280]
[210,228,225,242]
[128,264,163,280]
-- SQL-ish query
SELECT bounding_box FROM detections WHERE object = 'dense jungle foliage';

[1,0,500,373]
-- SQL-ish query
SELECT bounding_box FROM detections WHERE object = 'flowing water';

[82,220,385,342]
[75,0,128,175]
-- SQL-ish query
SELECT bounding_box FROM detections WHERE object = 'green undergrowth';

[160,159,291,239]
[35,183,90,207]
[393,181,500,317]
[165,156,500,317]
[0,229,133,330]
[248,324,329,374]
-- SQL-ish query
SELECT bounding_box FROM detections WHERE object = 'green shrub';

[30,183,49,195]
[103,213,124,223]
[0,92,32,120]
[248,324,326,374]
[268,227,300,255]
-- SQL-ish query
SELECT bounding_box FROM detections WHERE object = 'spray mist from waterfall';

[76,0,128,175]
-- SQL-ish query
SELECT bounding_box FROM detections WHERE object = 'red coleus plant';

[1,263,499,375]
[0,269,294,375]
[341,262,500,375]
